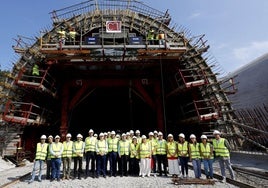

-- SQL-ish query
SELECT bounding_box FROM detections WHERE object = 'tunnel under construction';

[0,0,267,162]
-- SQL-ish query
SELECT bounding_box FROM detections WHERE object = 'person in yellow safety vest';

[118,133,130,177]
[135,130,142,144]
[212,130,235,183]
[107,130,119,177]
[46,135,53,180]
[28,135,48,184]
[155,131,167,176]
[49,135,63,182]
[178,133,189,178]
[189,134,201,178]
[62,133,73,180]
[84,129,97,178]
[129,136,140,176]
[138,135,152,178]
[57,26,66,45]
[148,132,158,176]
[200,135,214,179]
[147,28,155,45]
[96,132,108,178]
[166,134,180,178]
[72,134,85,180]
[32,64,39,82]
[68,27,77,45]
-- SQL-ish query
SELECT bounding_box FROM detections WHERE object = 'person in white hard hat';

[107,130,119,177]
[167,134,180,178]
[62,133,73,180]
[85,129,97,178]
[46,135,53,180]
[148,132,157,176]
[156,131,167,176]
[178,133,189,178]
[72,134,84,180]
[212,130,235,182]
[96,133,108,178]
[189,134,201,178]
[129,136,139,176]
[50,135,63,182]
[118,133,130,177]
[129,130,134,139]
[28,135,48,183]
[135,130,142,144]
[138,135,151,177]
[200,135,214,179]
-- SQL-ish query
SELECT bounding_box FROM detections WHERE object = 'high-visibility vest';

[57,30,66,39]
[97,140,107,155]
[200,142,213,159]
[46,143,53,160]
[130,143,139,159]
[212,138,230,157]
[119,140,130,155]
[35,143,48,160]
[148,139,157,155]
[178,141,189,157]
[84,136,97,152]
[189,143,200,159]
[32,64,39,76]
[139,142,151,159]
[137,137,142,144]
[51,142,63,158]
[62,141,73,158]
[108,138,118,152]
[167,141,178,158]
[147,30,155,40]
[156,139,167,155]
[69,31,76,40]
[73,141,84,157]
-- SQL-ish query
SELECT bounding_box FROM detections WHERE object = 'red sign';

[106,21,121,33]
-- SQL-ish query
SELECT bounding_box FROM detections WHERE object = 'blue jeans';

[30,160,44,181]
[179,157,189,176]
[192,159,201,178]
[218,157,235,179]
[97,155,107,176]
[203,158,213,178]
[51,158,62,179]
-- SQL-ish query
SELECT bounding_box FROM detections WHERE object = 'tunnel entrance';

[68,87,157,137]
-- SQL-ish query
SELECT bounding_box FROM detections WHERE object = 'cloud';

[233,41,268,64]
[188,12,201,19]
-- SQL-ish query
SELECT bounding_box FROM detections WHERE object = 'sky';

[1,0,268,74]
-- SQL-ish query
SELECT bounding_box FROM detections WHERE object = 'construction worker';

[200,135,214,179]
[189,134,201,178]
[135,130,142,144]
[96,132,108,178]
[156,131,167,176]
[107,130,119,177]
[166,134,180,178]
[68,27,77,45]
[72,133,85,180]
[50,135,63,181]
[28,135,48,183]
[178,133,189,178]
[62,133,73,180]
[46,135,53,180]
[148,132,157,176]
[84,129,97,178]
[118,133,130,177]
[147,28,155,45]
[138,135,151,178]
[31,63,39,82]
[57,26,66,45]
[212,130,235,182]
[129,136,140,176]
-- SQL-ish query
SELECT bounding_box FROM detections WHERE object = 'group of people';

[28,129,235,183]
[57,26,78,45]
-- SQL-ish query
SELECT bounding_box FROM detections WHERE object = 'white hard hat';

[135,130,140,134]
[126,132,130,135]
[148,132,154,136]
[141,135,146,139]
[213,130,221,135]
[201,135,207,139]
[48,135,53,139]
[94,134,98,137]
[132,136,137,139]
[178,133,185,138]
[104,132,107,136]
[111,131,116,135]
[153,130,158,134]
[99,133,104,137]
[40,135,47,139]
[88,129,94,133]
[122,133,126,137]
[55,135,60,139]
[168,134,173,138]
[130,130,134,134]
[190,134,196,139]
[77,134,83,138]
[66,133,72,138]
[158,132,163,136]
[116,134,120,138]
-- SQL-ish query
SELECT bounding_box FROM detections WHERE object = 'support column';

[60,82,69,138]
[154,82,164,133]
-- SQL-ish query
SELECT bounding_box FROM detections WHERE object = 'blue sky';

[1,0,268,74]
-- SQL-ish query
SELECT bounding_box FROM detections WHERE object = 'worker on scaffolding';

[147,28,155,45]
[57,26,66,46]
[31,63,40,83]
[67,27,77,45]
